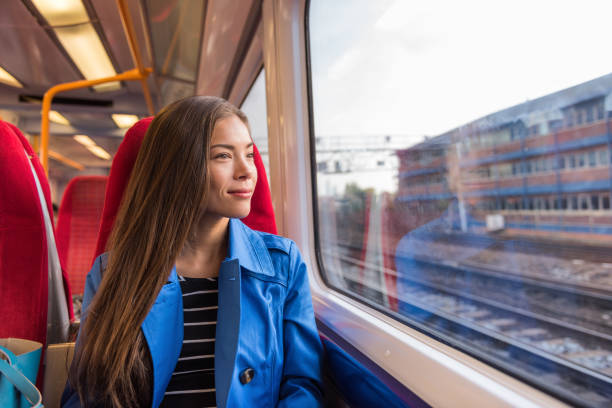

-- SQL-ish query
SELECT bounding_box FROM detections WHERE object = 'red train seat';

[0,120,73,347]
[56,176,108,297]
[93,116,277,259]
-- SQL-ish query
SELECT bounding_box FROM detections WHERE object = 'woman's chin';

[224,206,251,220]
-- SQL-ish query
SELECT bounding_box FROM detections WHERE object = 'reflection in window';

[240,70,270,186]
[308,0,612,405]
[145,0,204,105]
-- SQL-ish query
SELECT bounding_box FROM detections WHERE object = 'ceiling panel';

[89,0,156,94]
[196,0,254,96]
[0,1,82,89]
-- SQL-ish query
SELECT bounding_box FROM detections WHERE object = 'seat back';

[93,116,277,259]
[56,176,108,297]
[0,121,73,347]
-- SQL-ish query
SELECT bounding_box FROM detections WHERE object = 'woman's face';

[206,114,257,219]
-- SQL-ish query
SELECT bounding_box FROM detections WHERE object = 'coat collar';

[226,218,274,276]
[165,217,273,279]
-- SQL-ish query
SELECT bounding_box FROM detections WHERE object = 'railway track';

[390,230,612,294]
[424,230,612,264]
[408,254,612,332]
[323,243,612,405]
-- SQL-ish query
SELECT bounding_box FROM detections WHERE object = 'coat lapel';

[215,258,241,408]
[141,266,183,408]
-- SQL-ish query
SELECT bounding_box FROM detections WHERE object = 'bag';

[42,343,75,408]
[0,338,43,408]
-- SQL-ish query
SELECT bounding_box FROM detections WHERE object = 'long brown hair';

[70,96,249,407]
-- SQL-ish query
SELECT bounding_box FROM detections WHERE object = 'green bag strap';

[0,346,43,408]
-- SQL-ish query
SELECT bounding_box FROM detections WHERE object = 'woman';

[62,96,324,407]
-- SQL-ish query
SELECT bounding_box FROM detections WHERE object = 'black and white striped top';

[159,275,218,408]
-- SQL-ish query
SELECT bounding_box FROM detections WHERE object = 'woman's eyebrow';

[211,142,254,150]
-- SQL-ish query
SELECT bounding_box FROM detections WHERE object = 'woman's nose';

[235,155,256,180]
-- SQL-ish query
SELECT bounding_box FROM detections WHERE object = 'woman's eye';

[247,152,255,159]
[214,153,231,159]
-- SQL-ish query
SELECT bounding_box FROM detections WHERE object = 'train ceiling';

[0,0,261,173]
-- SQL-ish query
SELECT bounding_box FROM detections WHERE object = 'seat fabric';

[0,121,73,347]
[56,176,107,296]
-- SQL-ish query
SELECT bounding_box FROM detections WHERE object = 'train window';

[145,0,204,105]
[307,0,612,404]
[240,69,270,184]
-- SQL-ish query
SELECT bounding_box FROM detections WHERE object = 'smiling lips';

[228,189,253,198]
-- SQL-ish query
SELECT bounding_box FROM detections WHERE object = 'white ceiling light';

[73,134,111,161]
[73,134,96,147]
[112,114,139,129]
[30,0,88,26]
[49,110,70,126]
[0,66,23,88]
[31,0,120,92]
[86,145,111,160]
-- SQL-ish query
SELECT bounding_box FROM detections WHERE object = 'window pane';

[240,70,270,185]
[589,150,597,167]
[599,148,609,165]
[308,0,612,404]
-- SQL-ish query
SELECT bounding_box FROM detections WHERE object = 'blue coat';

[62,218,324,407]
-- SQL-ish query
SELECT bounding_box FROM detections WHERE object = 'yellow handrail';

[116,0,155,115]
[49,150,84,171]
[40,0,155,174]
[40,68,152,173]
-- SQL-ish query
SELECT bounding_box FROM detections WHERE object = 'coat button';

[239,368,255,385]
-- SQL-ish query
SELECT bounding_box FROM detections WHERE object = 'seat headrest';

[56,175,108,296]
[93,116,277,259]
[0,120,74,345]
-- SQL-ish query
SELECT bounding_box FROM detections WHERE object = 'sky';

[309,0,612,148]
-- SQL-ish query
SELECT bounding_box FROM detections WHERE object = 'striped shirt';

[159,275,218,408]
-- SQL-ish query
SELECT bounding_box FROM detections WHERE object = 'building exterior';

[397,74,612,240]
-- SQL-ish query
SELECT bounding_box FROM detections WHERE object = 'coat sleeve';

[277,242,324,407]
[60,255,105,408]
